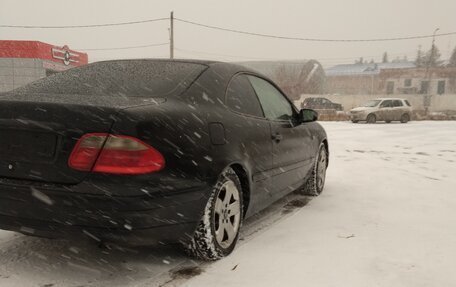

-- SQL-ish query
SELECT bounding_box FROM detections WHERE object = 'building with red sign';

[0,40,88,93]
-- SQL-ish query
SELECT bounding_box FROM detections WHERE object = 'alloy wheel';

[317,148,327,191]
[214,180,241,249]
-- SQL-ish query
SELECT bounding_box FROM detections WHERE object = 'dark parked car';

[301,97,343,111]
[0,59,328,260]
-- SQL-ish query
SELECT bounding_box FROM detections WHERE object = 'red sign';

[0,40,88,67]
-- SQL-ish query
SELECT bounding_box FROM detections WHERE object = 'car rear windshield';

[404,100,411,106]
[14,60,207,98]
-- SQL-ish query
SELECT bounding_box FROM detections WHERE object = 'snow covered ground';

[183,121,456,287]
[0,121,455,287]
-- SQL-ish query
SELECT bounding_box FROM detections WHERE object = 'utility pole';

[170,11,174,59]
[425,28,439,91]
[423,28,439,115]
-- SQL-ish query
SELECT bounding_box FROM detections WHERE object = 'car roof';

[94,58,217,66]
[93,58,264,70]
[375,98,407,101]
[85,59,276,91]
[94,58,270,76]
[305,97,326,100]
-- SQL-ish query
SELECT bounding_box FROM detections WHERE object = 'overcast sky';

[1,0,455,67]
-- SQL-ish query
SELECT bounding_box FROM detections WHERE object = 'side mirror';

[299,109,318,123]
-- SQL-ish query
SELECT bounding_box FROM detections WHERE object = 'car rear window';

[393,100,403,107]
[14,60,207,98]
[404,100,411,106]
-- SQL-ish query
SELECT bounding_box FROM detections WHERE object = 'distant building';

[379,67,456,95]
[238,60,325,100]
[325,62,416,95]
[0,40,88,93]
[325,62,456,95]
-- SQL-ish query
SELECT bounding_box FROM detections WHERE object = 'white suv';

[350,98,412,124]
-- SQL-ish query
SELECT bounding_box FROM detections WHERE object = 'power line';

[0,18,168,29]
[2,14,455,43]
[175,47,419,64]
[175,47,279,61]
[175,18,456,42]
[79,42,169,51]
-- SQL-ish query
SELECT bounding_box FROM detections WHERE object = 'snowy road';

[0,121,455,287]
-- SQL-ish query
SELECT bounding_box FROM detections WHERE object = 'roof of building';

[0,40,88,67]
[325,62,416,76]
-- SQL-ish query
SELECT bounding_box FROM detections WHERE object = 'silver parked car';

[350,98,412,124]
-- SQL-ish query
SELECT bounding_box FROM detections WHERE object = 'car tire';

[400,113,410,123]
[299,143,327,196]
[385,120,391,123]
[351,120,359,123]
[185,167,243,261]
[366,114,376,124]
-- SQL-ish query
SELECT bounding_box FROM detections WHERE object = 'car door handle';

[272,133,283,142]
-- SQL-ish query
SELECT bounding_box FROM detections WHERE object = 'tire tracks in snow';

[0,194,313,287]
[152,193,314,287]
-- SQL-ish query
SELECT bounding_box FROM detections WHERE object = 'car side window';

[247,75,294,121]
[380,100,392,108]
[226,75,264,118]
[393,100,403,107]
[307,98,315,104]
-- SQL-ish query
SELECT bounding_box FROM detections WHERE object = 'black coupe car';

[0,59,328,260]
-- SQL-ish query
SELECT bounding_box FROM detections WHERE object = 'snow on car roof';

[375,98,408,101]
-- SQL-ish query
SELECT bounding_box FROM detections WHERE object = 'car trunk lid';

[0,60,207,185]
[0,94,164,184]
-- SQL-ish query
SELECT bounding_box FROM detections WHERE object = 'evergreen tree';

[449,47,456,67]
[425,45,443,67]
[415,46,424,67]
[415,45,443,67]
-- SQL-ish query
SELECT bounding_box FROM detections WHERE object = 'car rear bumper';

[0,178,211,244]
[0,213,198,245]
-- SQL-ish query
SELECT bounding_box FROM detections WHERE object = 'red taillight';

[68,133,165,175]
[68,133,107,172]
